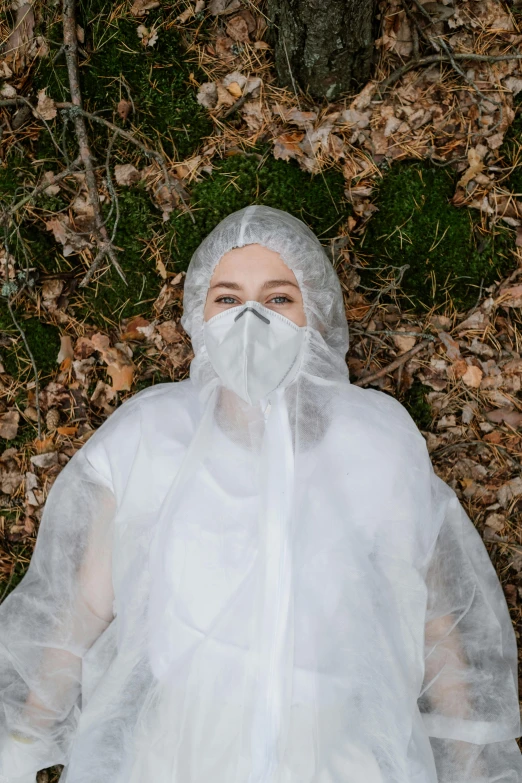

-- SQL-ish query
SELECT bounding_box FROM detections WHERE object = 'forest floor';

[2,0,522,777]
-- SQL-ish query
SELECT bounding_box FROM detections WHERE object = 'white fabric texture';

[0,204,520,783]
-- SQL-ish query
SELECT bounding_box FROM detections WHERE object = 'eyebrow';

[209,279,300,291]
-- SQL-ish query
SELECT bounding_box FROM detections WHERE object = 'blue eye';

[270,296,290,304]
[217,296,239,304]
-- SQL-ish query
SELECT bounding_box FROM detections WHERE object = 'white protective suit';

[0,205,521,783]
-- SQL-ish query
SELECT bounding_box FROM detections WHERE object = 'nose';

[234,307,271,324]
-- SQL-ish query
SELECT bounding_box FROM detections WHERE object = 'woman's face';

[203,243,306,327]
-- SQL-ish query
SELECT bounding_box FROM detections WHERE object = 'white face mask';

[203,300,306,405]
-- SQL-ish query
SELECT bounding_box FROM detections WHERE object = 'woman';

[0,205,520,783]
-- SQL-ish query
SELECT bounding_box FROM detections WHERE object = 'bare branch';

[353,339,432,387]
[62,0,127,283]
[379,52,522,90]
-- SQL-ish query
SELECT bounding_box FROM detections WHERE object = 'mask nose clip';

[234,306,271,325]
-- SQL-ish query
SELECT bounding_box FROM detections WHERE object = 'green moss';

[167,151,350,269]
[0,317,61,379]
[358,161,515,310]
[0,156,67,276]
[74,186,164,326]
[34,0,212,162]
[401,379,433,431]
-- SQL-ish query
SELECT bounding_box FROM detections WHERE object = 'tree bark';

[267,0,378,101]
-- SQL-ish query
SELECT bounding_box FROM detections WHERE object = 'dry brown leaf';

[392,330,416,354]
[45,216,93,256]
[273,131,305,161]
[41,279,64,313]
[486,408,522,427]
[496,284,522,308]
[117,99,132,121]
[131,0,160,15]
[209,0,241,15]
[1,470,23,495]
[462,364,483,388]
[215,83,237,109]
[176,7,193,23]
[90,381,118,413]
[89,333,136,391]
[157,320,183,344]
[214,34,236,60]
[457,147,484,189]
[226,81,242,99]
[197,82,218,109]
[120,317,150,341]
[438,331,461,361]
[34,89,57,121]
[226,14,251,42]
[0,411,19,440]
[57,335,74,365]
[114,164,141,186]
[56,425,78,436]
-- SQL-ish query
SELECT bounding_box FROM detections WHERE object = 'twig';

[56,103,195,223]
[62,0,127,284]
[379,53,522,90]
[1,96,196,224]
[7,156,82,215]
[77,134,122,289]
[432,439,522,472]
[353,339,432,387]
[222,91,251,119]
[5,297,42,440]
[350,327,436,341]
[103,131,120,243]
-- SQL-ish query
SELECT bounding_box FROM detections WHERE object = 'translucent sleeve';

[0,444,116,781]
[419,474,522,783]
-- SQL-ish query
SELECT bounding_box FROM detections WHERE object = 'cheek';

[203,295,214,322]
[293,301,307,328]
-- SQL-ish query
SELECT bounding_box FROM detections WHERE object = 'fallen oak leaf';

[457,147,485,189]
[34,88,57,121]
[120,316,150,341]
[56,425,78,436]
[89,333,136,391]
[197,82,218,109]
[273,131,305,161]
[209,0,241,14]
[114,163,141,186]
[486,408,522,427]
[496,284,522,308]
[0,411,19,440]
[117,98,132,121]
[131,0,160,15]
[177,7,194,23]
[226,14,251,42]
[461,364,483,388]
[57,334,74,366]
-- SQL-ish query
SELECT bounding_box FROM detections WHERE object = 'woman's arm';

[419,475,521,782]
[0,446,116,780]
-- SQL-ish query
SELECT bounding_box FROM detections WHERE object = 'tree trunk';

[267,0,378,101]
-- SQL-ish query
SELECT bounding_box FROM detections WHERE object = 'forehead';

[211,243,295,280]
